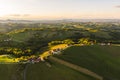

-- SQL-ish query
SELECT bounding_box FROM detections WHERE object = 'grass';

[56,45,120,80]
[0,64,25,80]
[9,31,34,42]
[40,44,68,60]
[50,44,68,50]
[26,59,97,80]
[0,59,97,80]
[0,55,18,63]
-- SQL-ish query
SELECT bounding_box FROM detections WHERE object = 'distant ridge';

[0,19,120,23]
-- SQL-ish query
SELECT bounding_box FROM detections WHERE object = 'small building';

[52,48,61,55]
[40,57,45,61]
[100,43,106,46]
[107,43,111,46]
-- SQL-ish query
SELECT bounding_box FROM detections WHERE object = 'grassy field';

[26,59,97,80]
[0,60,97,80]
[8,29,72,42]
[0,55,18,63]
[56,45,120,80]
[0,64,25,80]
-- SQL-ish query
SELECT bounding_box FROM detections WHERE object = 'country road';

[23,64,28,80]
[50,56,103,80]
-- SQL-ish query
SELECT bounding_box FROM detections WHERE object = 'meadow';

[56,45,120,80]
[0,60,97,80]
[26,59,97,80]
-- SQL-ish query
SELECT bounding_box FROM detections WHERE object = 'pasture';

[56,45,120,80]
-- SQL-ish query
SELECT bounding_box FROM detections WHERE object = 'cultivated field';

[56,45,120,80]
[26,59,97,80]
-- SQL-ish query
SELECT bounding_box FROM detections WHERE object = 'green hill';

[0,60,97,80]
[7,28,74,42]
[26,60,97,80]
[56,45,120,80]
[0,64,24,80]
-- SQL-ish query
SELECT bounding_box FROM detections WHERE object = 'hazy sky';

[0,0,120,20]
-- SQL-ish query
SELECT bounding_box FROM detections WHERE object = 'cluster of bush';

[0,48,32,57]
[48,38,96,46]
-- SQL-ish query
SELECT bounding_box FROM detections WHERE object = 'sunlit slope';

[0,55,18,63]
[56,45,120,80]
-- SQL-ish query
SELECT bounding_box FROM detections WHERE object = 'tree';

[63,39,74,45]
[78,38,91,45]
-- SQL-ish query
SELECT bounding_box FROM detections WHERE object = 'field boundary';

[50,56,103,80]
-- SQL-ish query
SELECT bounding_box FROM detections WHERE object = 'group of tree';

[48,38,96,46]
[78,38,96,45]
[0,48,32,57]
[48,39,74,46]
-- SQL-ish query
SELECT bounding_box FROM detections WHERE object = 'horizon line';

[1,18,120,21]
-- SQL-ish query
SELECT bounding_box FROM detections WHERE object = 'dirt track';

[50,56,103,80]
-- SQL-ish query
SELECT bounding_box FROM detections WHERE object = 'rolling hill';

[56,45,120,80]
[0,59,97,80]
[26,59,97,80]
